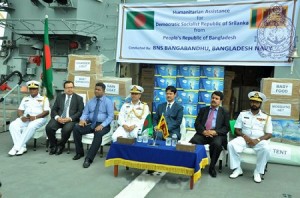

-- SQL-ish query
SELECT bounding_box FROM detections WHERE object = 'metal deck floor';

[0,131,298,198]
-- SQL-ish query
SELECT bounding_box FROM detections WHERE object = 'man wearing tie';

[153,86,183,140]
[72,82,114,168]
[190,91,229,178]
[46,81,84,155]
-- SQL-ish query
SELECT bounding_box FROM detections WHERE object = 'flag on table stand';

[142,114,153,136]
[42,15,54,100]
[157,114,169,139]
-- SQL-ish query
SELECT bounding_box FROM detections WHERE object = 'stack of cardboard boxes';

[67,54,132,116]
[152,65,225,130]
[177,65,202,130]
[261,78,300,145]
[67,54,103,104]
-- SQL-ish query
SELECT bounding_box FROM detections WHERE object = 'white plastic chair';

[32,113,51,151]
[81,120,118,157]
[179,117,186,140]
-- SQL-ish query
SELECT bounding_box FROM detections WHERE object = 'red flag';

[157,114,169,139]
[42,15,54,100]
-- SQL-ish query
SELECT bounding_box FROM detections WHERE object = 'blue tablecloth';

[105,140,208,183]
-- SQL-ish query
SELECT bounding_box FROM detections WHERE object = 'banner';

[117,1,299,66]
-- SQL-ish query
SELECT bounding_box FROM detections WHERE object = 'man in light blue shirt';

[72,82,114,168]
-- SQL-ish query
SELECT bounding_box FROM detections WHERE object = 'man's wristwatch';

[257,138,261,142]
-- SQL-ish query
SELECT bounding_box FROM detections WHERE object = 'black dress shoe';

[73,154,84,160]
[55,146,65,155]
[209,168,217,178]
[49,147,57,155]
[83,159,92,168]
[147,170,155,174]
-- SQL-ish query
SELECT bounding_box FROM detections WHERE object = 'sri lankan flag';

[157,114,169,139]
[126,11,154,30]
[250,6,288,28]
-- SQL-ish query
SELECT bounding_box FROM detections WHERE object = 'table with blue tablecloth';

[105,140,208,189]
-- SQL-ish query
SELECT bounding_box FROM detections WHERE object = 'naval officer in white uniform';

[8,80,50,156]
[112,85,149,142]
[228,91,272,183]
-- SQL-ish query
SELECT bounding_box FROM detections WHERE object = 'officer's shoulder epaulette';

[261,111,269,115]
[141,101,147,105]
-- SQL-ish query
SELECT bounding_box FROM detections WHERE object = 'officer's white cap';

[130,85,144,94]
[248,91,266,102]
[26,80,40,89]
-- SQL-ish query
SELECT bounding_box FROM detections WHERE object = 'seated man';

[112,85,149,142]
[189,91,229,178]
[46,81,84,155]
[228,91,272,183]
[72,82,114,168]
[8,80,50,156]
[153,86,183,140]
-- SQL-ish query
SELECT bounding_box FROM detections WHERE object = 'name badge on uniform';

[257,118,266,121]
[244,117,249,119]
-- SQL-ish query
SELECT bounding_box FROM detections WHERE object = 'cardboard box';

[153,89,166,103]
[176,90,199,104]
[177,65,200,77]
[176,77,200,90]
[182,104,198,116]
[261,78,300,100]
[272,120,283,141]
[68,54,103,74]
[200,66,224,78]
[184,116,196,130]
[197,103,208,113]
[198,91,213,103]
[106,95,125,112]
[271,120,300,146]
[97,77,132,97]
[155,64,177,76]
[155,76,176,89]
[262,99,300,120]
[68,74,102,89]
[200,78,224,91]
[73,88,93,105]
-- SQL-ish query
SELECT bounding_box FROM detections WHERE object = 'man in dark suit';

[190,91,229,178]
[46,81,84,155]
[153,86,183,140]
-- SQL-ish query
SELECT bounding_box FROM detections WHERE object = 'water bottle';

[171,134,177,147]
[137,129,142,142]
